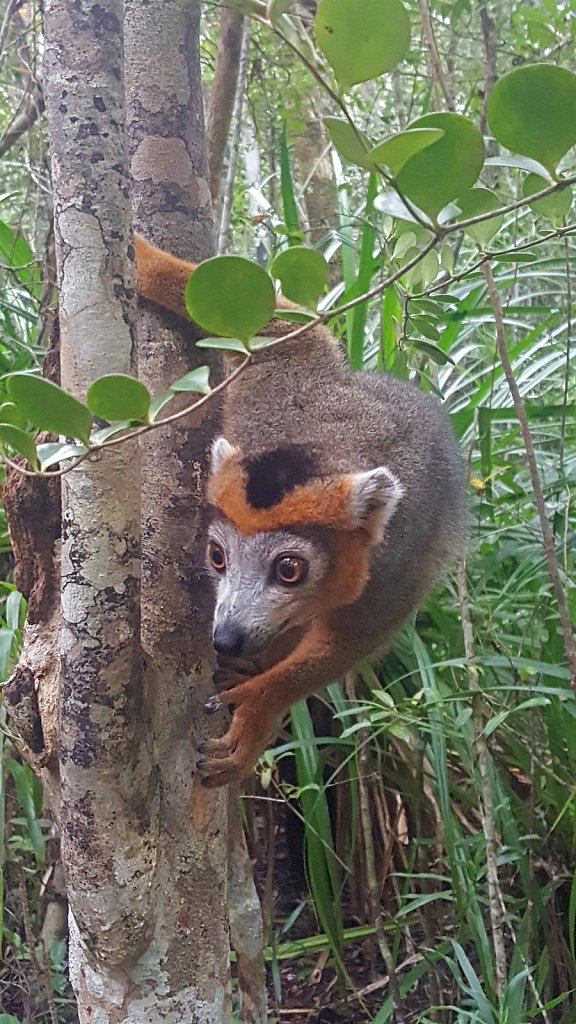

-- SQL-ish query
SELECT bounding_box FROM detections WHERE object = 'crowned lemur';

[135,235,465,788]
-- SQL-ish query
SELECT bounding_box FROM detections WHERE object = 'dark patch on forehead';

[244,446,318,509]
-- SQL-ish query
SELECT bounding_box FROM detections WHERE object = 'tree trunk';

[125,0,231,1019]
[206,4,245,205]
[5,0,233,1019]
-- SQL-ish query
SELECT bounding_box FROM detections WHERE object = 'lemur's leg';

[197,620,357,787]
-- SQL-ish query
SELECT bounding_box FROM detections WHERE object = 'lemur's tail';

[135,234,301,327]
[134,234,196,322]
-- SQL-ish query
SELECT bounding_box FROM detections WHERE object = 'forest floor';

[253,816,440,1024]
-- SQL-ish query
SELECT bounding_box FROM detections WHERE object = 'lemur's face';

[206,518,329,657]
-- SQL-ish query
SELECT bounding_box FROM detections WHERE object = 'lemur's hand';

[212,652,259,692]
[197,680,273,787]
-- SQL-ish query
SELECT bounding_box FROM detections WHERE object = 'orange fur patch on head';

[209,453,361,534]
[320,531,372,609]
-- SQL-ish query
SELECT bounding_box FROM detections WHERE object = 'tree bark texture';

[125,0,232,1019]
[4,0,263,1017]
[293,108,338,254]
[43,0,154,986]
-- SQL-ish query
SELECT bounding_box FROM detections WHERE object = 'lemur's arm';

[196,619,362,788]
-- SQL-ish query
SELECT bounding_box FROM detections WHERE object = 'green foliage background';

[0,0,575,1020]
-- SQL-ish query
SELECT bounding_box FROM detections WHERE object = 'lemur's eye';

[273,555,308,586]
[208,541,226,573]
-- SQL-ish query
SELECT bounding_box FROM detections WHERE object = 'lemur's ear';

[348,466,404,542]
[210,436,239,474]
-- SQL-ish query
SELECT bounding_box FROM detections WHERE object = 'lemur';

[135,235,465,788]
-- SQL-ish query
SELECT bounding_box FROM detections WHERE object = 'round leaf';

[271,247,328,308]
[324,117,373,169]
[522,173,572,223]
[169,366,212,394]
[315,0,410,90]
[487,64,576,175]
[195,337,250,353]
[455,187,503,246]
[87,374,151,422]
[7,373,93,444]
[396,113,484,219]
[185,257,275,343]
[369,128,444,175]
[37,442,86,470]
[0,401,27,429]
[0,424,38,469]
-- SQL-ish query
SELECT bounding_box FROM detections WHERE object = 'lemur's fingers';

[212,655,258,692]
[215,653,258,674]
[197,699,272,786]
[203,679,254,714]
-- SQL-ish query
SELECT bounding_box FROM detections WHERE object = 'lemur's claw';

[204,694,222,714]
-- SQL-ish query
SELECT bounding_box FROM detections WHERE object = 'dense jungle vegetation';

[0,0,574,1021]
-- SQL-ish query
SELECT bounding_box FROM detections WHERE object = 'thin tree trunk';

[206,5,245,204]
[42,0,156,1011]
[125,0,231,1019]
[218,21,250,254]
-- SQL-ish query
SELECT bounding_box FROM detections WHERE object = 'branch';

[206,5,246,203]
[0,86,44,159]
[481,262,576,690]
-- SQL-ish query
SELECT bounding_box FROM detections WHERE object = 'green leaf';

[37,442,86,470]
[90,422,135,443]
[0,424,38,469]
[169,366,211,394]
[487,64,576,176]
[369,128,444,175]
[195,336,250,353]
[315,0,410,90]
[454,186,503,246]
[324,117,373,169]
[185,257,275,343]
[411,339,454,365]
[149,391,174,421]
[267,0,292,24]
[86,374,151,422]
[522,173,572,223]
[396,113,484,219]
[247,336,275,351]
[271,246,328,308]
[279,122,301,243]
[0,221,41,295]
[274,309,317,324]
[410,315,440,342]
[0,402,27,429]
[494,252,538,263]
[6,373,93,444]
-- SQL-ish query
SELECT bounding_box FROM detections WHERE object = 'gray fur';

[208,518,329,653]
[210,325,465,667]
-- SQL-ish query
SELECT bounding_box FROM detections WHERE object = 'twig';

[457,559,508,997]
[0,86,44,159]
[418,0,455,110]
[479,4,497,135]
[481,262,576,689]
[346,672,404,1022]
[3,353,252,477]
[0,0,19,58]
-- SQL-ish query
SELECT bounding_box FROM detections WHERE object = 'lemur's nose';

[213,623,247,657]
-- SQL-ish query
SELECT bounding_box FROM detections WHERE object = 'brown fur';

[208,454,357,534]
[135,234,465,787]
